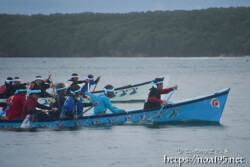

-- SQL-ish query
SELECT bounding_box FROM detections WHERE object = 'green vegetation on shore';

[0,7,250,57]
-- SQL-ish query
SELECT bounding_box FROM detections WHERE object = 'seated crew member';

[21,88,57,121]
[49,83,67,119]
[60,84,98,119]
[81,74,101,93]
[29,75,56,97]
[0,77,13,98]
[4,77,30,97]
[144,78,178,110]
[66,73,86,95]
[86,85,126,115]
[5,85,27,120]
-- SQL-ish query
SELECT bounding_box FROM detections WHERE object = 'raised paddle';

[92,77,100,92]
[49,76,55,94]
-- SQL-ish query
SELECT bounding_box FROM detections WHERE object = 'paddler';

[86,85,126,115]
[66,73,86,95]
[29,75,56,97]
[0,77,13,98]
[3,77,30,97]
[144,78,178,110]
[81,74,101,93]
[60,84,98,119]
[5,85,27,120]
[49,83,67,119]
[21,88,57,121]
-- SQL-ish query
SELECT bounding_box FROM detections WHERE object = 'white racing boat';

[0,78,163,105]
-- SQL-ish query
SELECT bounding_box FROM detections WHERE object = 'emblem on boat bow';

[210,98,220,108]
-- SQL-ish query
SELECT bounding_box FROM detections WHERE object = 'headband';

[71,76,79,78]
[86,78,94,81]
[14,89,27,95]
[70,88,81,95]
[35,77,43,81]
[5,79,12,84]
[151,81,164,88]
[28,89,41,95]
[56,86,68,94]
[13,79,21,82]
[104,88,115,94]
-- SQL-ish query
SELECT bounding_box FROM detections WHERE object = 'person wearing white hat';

[29,75,56,97]
[0,77,13,98]
[66,73,86,95]
[3,77,30,97]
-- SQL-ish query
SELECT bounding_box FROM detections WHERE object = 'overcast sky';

[1,0,250,15]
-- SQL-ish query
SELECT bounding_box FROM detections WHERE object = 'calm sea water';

[0,57,249,167]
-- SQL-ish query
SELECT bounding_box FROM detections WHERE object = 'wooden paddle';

[159,88,176,111]
[49,76,55,94]
[92,77,100,92]
[81,105,94,116]
[79,102,98,117]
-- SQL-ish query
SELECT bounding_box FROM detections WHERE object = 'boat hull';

[0,88,230,129]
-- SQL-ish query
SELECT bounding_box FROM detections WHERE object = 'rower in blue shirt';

[86,85,126,115]
[60,84,98,119]
[81,74,101,93]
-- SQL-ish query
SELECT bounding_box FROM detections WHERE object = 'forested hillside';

[0,7,249,57]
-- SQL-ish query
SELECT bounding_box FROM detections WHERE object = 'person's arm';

[148,96,168,106]
[37,103,52,110]
[148,96,163,103]
[83,103,92,107]
[105,97,124,114]
[90,80,96,85]
[160,87,174,94]
[44,75,51,83]
[28,109,43,114]
[81,83,88,93]
[161,85,178,94]
[85,92,96,99]
[94,76,101,84]
[44,82,51,89]
[78,80,86,84]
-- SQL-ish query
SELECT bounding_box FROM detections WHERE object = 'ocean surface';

[0,57,249,167]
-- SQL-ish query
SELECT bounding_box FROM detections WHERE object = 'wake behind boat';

[0,88,230,129]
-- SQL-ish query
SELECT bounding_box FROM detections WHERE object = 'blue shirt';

[81,80,96,93]
[86,92,123,115]
[60,96,84,119]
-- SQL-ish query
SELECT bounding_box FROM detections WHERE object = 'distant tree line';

[0,7,250,57]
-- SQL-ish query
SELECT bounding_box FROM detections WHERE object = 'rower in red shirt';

[144,78,178,110]
[5,85,27,120]
[21,88,57,121]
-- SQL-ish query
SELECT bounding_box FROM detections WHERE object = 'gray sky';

[1,0,250,15]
